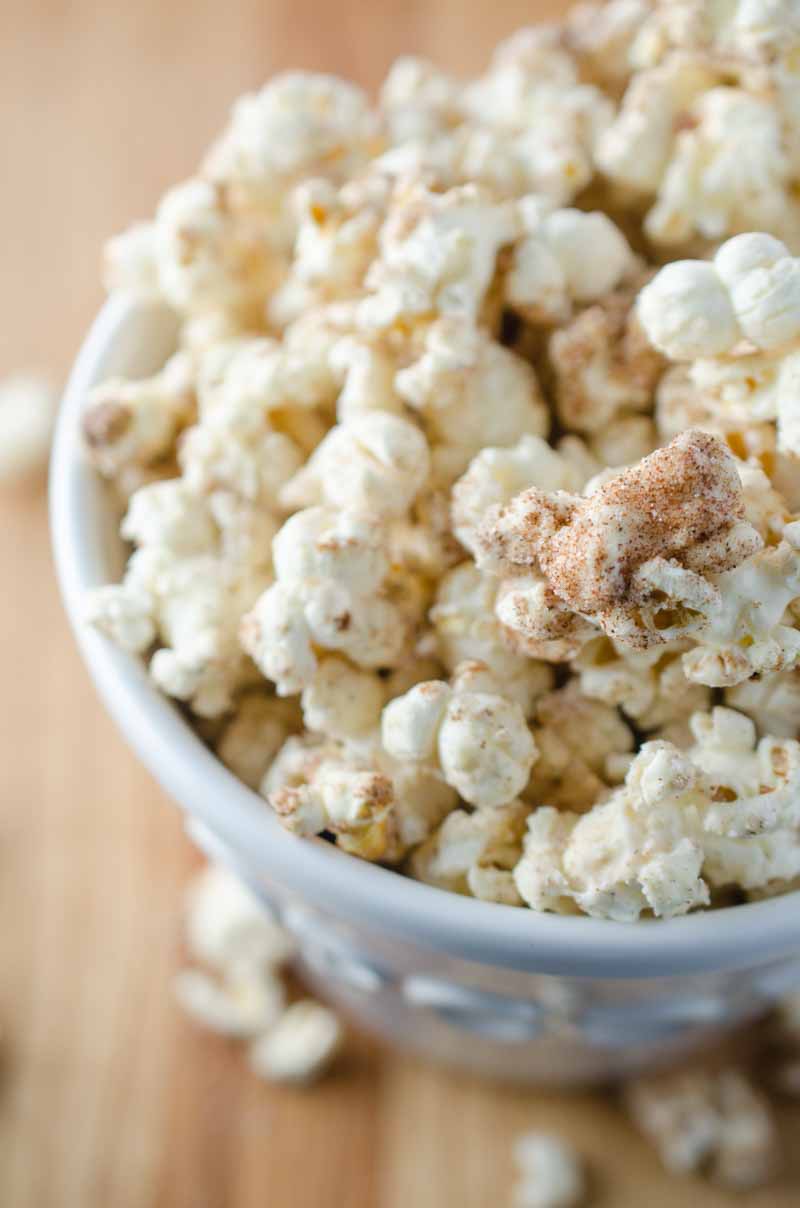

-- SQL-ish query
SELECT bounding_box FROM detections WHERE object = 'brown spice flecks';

[480,430,759,617]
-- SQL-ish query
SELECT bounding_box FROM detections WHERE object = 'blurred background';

[1,1,798,1205]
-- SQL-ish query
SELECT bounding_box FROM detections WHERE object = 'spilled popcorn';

[84,2,800,920]
[175,863,341,1085]
[0,374,57,483]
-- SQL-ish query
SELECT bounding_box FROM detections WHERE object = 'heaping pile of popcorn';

[86,0,800,922]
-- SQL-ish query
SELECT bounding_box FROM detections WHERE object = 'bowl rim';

[50,294,800,979]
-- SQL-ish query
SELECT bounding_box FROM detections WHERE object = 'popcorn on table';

[511,1131,586,1208]
[177,863,341,1085]
[0,373,58,483]
[85,2,800,919]
[625,1067,779,1189]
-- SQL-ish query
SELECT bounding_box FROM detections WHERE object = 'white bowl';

[51,297,800,1084]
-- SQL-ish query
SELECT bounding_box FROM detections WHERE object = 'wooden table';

[1,2,798,1204]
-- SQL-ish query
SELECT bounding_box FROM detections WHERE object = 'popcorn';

[396,319,549,484]
[514,743,711,921]
[511,1131,586,1208]
[205,72,379,225]
[548,282,664,434]
[103,222,160,297]
[451,435,592,560]
[241,506,423,695]
[506,205,636,325]
[358,182,518,330]
[88,19,800,917]
[461,28,615,204]
[382,661,538,808]
[264,732,456,861]
[575,636,711,730]
[174,966,286,1038]
[566,0,653,90]
[0,373,57,483]
[155,179,272,317]
[688,706,800,838]
[430,562,555,715]
[184,863,295,973]
[598,3,800,249]
[625,1068,779,1189]
[526,681,635,811]
[478,430,763,653]
[410,801,530,904]
[726,667,800,737]
[82,352,194,485]
[682,537,800,686]
[300,656,386,740]
[248,1000,342,1085]
[215,692,301,789]
[279,410,430,516]
[516,712,800,919]
[87,480,272,716]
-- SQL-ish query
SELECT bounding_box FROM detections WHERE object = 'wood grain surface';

[1,2,798,1205]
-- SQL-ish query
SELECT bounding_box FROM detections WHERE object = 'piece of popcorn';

[682,536,800,686]
[629,0,800,68]
[548,281,664,434]
[410,801,530,905]
[430,562,555,715]
[493,573,600,663]
[300,657,386,740]
[517,721,800,919]
[389,488,464,580]
[84,581,156,653]
[396,319,549,485]
[597,54,718,193]
[726,668,800,737]
[688,706,800,838]
[526,681,635,812]
[511,1131,586,1208]
[174,965,286,1038]
[82,352,194,483]
[506,205,636,325]
[625,1068,780,1189]
[646,86,799,248]
[276,175,386,312]
[382,661,538,809]
[205,72,379,227]
[103,222,162,297]
[451,435,593,560]
[515,741,713,920]
[478,430,763,654]
[152,177,281,320]
[327,334,405,421]
[241,506,423,695]
[566,0,653,90]
[0,372,57,483]
[279,410,430,516]
[248,999,342,1085]
[599,9,800,249]
[358,182,518,331]
[88,482,272,716]
[461,28,615,204]
[380,55,463,144]
[589,415,659,468]
[575,635,711,730]
[264,732,455,861]
[641,234,800,478]
[215,692,301,789]
[184,863,295,973]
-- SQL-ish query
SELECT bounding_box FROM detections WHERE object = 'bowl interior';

[50,296,800,978]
